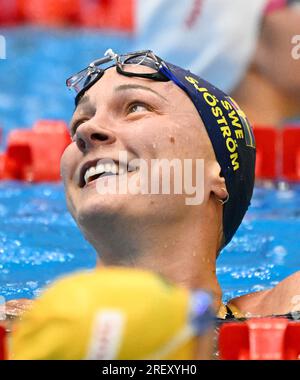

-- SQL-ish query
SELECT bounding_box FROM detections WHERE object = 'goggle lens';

[66,50,161,96]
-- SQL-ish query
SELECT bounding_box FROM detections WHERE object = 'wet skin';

[6,62,300,320]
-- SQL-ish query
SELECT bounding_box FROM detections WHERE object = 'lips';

[79,158,137,188]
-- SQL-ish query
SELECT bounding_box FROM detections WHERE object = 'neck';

[232,69,300,126]
[87,207,223,311]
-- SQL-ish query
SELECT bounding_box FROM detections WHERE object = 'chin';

[73,179,184,233]
[75,192,130,227]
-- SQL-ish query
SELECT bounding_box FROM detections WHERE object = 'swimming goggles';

[66,49,177,106]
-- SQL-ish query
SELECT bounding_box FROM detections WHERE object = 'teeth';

[104,163,112,172]
[84,167,95,185]
[110,165,117,175]
[83,160,138,185]
[96,163,105,174]
[89,167,96,176]
[84,161,119,185]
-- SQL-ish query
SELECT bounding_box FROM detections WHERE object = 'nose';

[74,121,117,153]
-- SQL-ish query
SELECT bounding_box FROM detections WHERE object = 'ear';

[208,161,228,201]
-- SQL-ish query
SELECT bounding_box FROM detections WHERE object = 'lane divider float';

[254,125,300,182]
[0,120,71,182]
[219,318,300,360]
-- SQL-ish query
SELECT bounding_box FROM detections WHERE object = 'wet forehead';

[77,65,189,111]
[70,65,212,157]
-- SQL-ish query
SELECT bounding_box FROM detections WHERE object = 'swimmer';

[10,267,214,360]
[6,49,300,320]
[59,49,300,319]
[232,0,300,126]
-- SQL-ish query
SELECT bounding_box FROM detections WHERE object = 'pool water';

[0,28,299,302]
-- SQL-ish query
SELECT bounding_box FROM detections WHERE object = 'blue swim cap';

[159,62,256,248]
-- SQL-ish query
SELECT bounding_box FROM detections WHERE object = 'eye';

[127,102,151,114]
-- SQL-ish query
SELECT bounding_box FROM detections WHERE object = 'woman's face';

[60,65,216,236]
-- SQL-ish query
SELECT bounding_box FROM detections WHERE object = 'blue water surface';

[0,28,299,301]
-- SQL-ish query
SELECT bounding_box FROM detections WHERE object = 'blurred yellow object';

[10,267,213,360]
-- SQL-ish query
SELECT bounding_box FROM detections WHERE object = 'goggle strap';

[116,65,169,81]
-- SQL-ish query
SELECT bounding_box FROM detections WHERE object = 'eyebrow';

[71,83,167,124]
[75,94,94,110]
[73,95,96,119]
[114,84,168,102]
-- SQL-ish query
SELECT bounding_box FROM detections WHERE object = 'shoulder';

[228,271,300,317]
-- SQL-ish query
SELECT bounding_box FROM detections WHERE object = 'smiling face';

[60,65,220,251]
